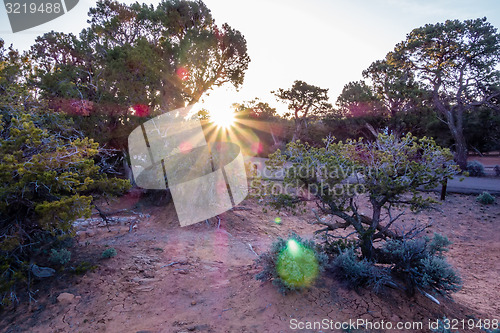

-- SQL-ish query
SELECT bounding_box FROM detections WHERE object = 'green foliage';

[0,103,130,306]
[234,98,278,121]
[332,57,430,138]
[320,238,357,257]
[336,80,383,118]
[382,234,461,296]
[464,108,500,153]
[276,244,319,289]
[418,256,462,293]
[391,17,500,169]
[30,0,250,111]
[101,248,117,259]
[72,261,98,275]
[264,133,461,297]
[466,161,486,177]
[267,193,302,212]
[333,248,391,293]
[273,80,332,140]
[255,233,327,294]
[477,191,495,205]
[331,234,461,296]
[49,248,71,266]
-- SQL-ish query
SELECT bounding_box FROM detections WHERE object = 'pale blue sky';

[1,0,499,114]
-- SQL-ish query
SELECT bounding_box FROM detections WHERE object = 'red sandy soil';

[1,193,499,333]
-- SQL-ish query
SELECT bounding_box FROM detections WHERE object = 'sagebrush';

[255,233,328,294]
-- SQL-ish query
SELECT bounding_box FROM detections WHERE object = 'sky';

[1,0,500,115]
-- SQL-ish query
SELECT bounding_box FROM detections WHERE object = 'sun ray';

[210,109,236,129]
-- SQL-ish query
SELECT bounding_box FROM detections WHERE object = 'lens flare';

[210,110,235,129]
[276,239,320,289]
[176,67,189,81]
[287,239,300,256]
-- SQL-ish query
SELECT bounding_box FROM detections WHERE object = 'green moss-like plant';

[276,241,319,289]
[72,261,98,275]
[49,248,71,266]
[255,233,327,294]
[101,248,117,259]
[477,191,495,205]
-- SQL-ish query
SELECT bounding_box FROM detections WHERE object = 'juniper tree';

[265,133,461,296]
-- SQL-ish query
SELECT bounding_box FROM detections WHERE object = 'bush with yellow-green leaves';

[0,108,130,306]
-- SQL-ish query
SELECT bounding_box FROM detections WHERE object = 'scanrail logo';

[3,0,79,33]
[128,106,248,227]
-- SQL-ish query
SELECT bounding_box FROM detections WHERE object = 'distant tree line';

[251,18,500,170]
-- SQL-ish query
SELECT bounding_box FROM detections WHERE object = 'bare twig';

[248,243,258,256]
[418,287,440,305]
[231,206,252,211]
[160,262,179,268]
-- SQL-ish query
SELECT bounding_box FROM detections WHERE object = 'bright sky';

[1,0,500,115]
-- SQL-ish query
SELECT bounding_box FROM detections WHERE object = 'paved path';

[442,176,500,195]
[244,156,500,195]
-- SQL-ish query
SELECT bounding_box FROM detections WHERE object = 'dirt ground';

[1,192,499,333]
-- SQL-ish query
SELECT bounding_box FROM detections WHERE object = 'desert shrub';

[477,191,495,205]
[265,133,461,297]
[333,248,391,293]
[49,249,71,266]
[320,238,357,257]
[0,107,130,306]
[101,248,117,259]
[255,233,327,294]
[494,165,500,177]
[72,261,98,275]
[381,234,461,296]
[418,256,462,292]
[466,161,485,177]
[332,234,461,296]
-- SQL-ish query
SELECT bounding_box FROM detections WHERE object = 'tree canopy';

[0,38,131,306]
[233,98,278,120]
[30,0,250,113]
[273,80,332,141]
[391,17,500,169]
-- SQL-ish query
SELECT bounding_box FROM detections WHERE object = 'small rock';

[31,264,55,278]
[57,292,76,303]
[191,301,197,306]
